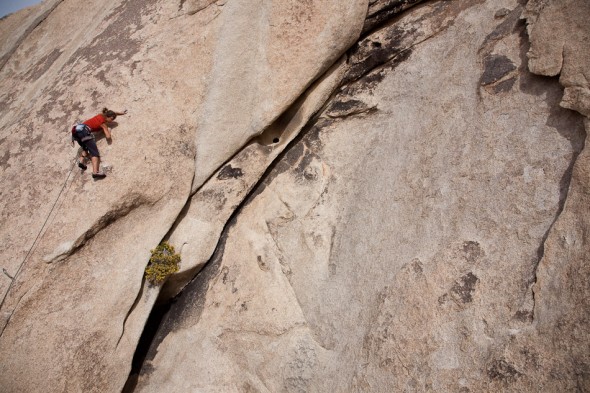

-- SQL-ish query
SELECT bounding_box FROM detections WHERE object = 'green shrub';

[145,242,181,285]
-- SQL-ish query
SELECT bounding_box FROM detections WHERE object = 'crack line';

[116,281,145,349]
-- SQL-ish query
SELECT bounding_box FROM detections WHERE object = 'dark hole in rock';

[372,41,382,48]
[122,299,174,392]
[273,137,280,144]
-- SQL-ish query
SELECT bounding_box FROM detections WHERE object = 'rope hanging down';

[0,157,78,311]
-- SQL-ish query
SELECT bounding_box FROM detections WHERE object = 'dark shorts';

[73,125,100,157]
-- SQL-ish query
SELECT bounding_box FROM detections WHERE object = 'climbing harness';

[72,123,95,143]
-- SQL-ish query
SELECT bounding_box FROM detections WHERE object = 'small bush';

[145,242,181,285]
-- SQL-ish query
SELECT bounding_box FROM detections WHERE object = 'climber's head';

[102,108,117,121]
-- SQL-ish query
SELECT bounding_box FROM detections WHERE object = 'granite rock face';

[0,0,589,392]
[135,0,590,391]
[0,0,367,392]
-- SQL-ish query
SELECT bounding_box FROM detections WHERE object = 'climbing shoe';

[78,161,87,170]
[92,172,106,179]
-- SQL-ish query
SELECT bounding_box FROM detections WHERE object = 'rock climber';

[72,107,127,179]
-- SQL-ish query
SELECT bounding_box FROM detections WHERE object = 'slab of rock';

[191,0,369,190]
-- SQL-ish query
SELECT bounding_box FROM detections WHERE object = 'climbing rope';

[0,156,78,311]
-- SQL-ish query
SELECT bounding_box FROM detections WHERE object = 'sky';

[0,0,41,18]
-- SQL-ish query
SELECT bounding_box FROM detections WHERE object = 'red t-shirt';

[83,114,106,131]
